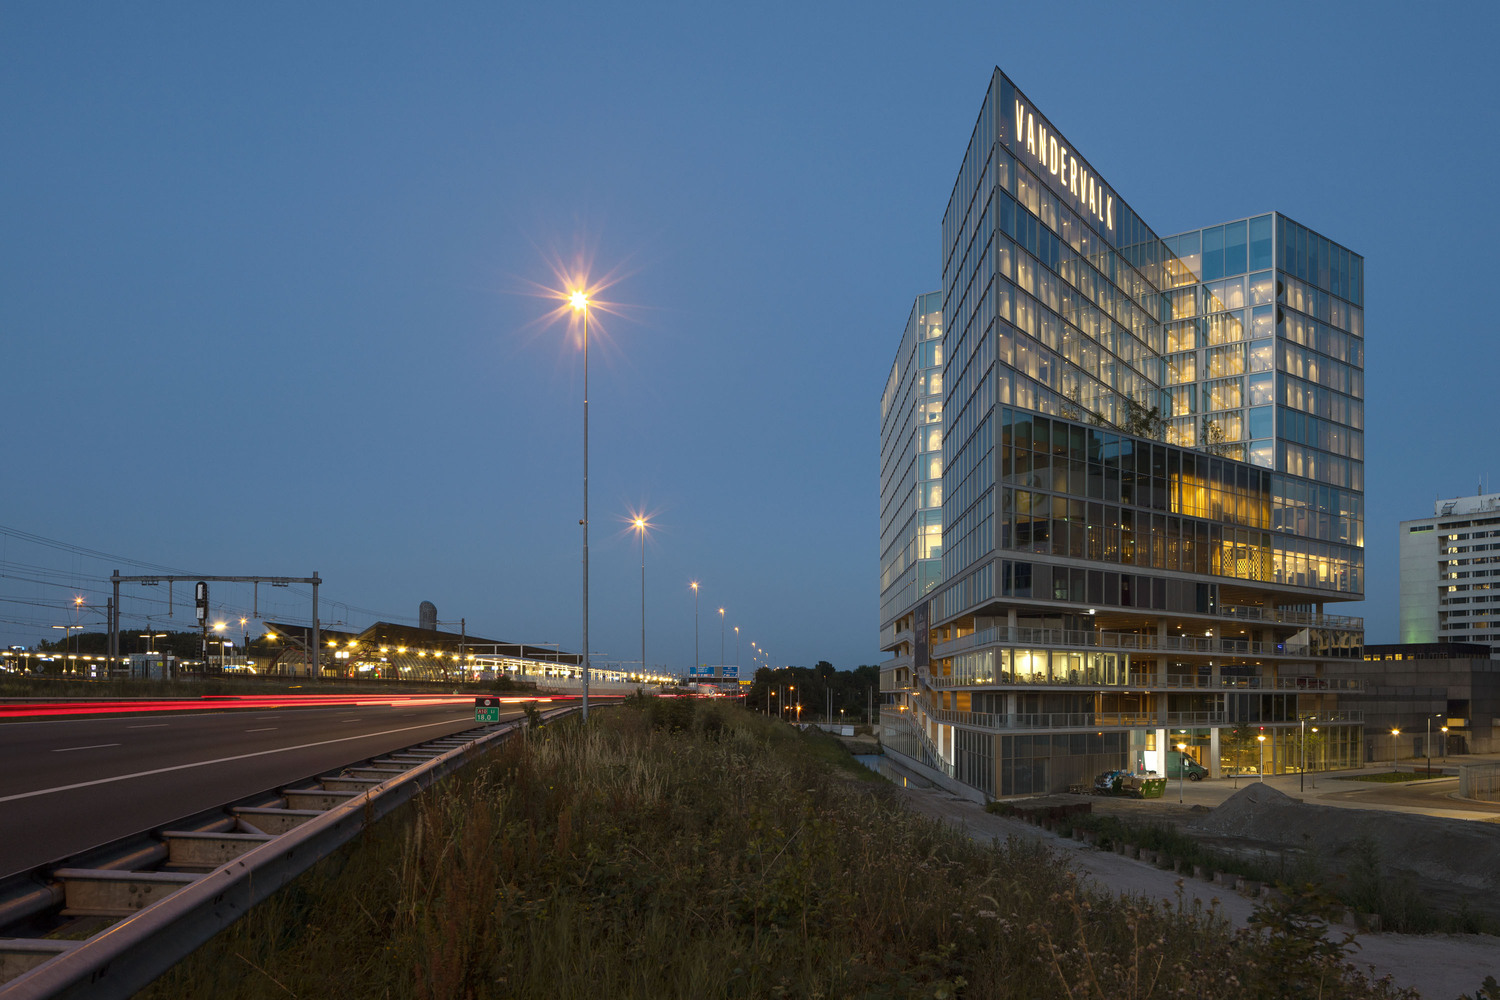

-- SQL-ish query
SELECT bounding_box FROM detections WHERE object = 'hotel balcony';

[920,706,1362,734]
[932,625,1361,664]
[880,625,915,654]
[916,663,1363,694]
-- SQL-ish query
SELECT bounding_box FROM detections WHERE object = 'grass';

[139,699,1419,999]
[1338,772,1443,784]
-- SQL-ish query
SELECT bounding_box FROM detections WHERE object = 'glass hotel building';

[879,69,1367,797]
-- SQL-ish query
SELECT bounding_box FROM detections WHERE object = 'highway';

[0,700,524,877]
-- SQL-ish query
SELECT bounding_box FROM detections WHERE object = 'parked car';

[1165,749,1208,781]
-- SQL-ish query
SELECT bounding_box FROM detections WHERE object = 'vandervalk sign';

[1008,90,1115,236]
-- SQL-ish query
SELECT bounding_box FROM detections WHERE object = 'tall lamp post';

[633,517,650,682]
[1390,728,1400,771]
[571,289,591,721]
[690,581,699,680]
[1256,733,1266,782]
[718,608,725,675]
[1441,725,1449,763]
[1300,717,1307,793]
[1176,741,1188,803]
[734,625,740,676]
[1427,715,1433,775]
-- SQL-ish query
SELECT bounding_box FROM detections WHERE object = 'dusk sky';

[3,3,1497,673]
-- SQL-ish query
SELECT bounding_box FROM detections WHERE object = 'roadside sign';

[475,696,500,723]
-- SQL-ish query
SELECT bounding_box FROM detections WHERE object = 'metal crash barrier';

[0,706,575,999]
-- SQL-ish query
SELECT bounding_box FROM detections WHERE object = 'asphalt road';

[0,701,521,877]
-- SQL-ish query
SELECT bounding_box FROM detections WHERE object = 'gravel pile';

[1188,783,1500,897]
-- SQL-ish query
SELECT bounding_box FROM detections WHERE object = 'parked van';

[1165,749,1208,781]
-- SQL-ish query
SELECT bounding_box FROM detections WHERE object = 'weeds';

[141,701,1421,999]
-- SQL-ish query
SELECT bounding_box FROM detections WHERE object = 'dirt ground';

[889,777,1500,1000]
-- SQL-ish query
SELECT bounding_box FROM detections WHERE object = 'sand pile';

[1188,783,1500,896]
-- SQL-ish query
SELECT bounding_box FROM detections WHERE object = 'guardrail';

[0,705,575,999]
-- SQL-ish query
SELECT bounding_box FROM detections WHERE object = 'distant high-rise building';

[878,68,1366,797]
[1400,492,1500,656]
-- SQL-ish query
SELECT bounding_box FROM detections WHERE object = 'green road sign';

[475,696,500,723]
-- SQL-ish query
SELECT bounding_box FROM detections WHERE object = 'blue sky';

[3,2,1496,671]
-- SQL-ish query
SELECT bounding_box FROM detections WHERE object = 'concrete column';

[1209,727,1222,779]
[1208,625,1221,688]
[1007,608,1018,642]
[1156,617,1168,686]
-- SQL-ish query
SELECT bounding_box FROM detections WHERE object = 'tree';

[1120,400,1166,440]
[1200,415,1234,457]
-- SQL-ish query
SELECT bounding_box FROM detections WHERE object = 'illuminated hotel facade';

[879,69,1367,797]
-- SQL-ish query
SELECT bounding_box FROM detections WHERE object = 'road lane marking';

[53,744,122,753]
[0,720,478,804]
[245,728,277,733]
[127,724,169,729]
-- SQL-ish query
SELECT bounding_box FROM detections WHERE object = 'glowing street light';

[690,581,699,679]
[1176,741,1188,803]
[572,287,592,721]
[632,516,650,682]
[1391,728,1400,771]
[1256,733,1267,781]
[719,607,725,675]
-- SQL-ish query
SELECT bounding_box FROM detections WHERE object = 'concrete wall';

[1398,521,1439,644]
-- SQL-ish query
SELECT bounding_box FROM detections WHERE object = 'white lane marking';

[127,724,169,729]
[0,721,474,804]
[245,727,277,733]
[52,743,122,753]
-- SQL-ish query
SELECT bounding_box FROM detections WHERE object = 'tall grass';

[141,701,1416,998]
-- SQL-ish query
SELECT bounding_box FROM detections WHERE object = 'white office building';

[1400,491,1500,654]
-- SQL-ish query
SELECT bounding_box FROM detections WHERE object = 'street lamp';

[1427,715,1434,775]
[72,596,84,662]
[719,607,725,675]
[1391,728,1400,771]
[690,581,699,679]
[572,288,591,721]
[1441,725,1449,763]
[1300,718,1307,793]
[633,517,650,682]
[1176,741,1188,803]
[734,625,740,675]
[1256,733,1266,781]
